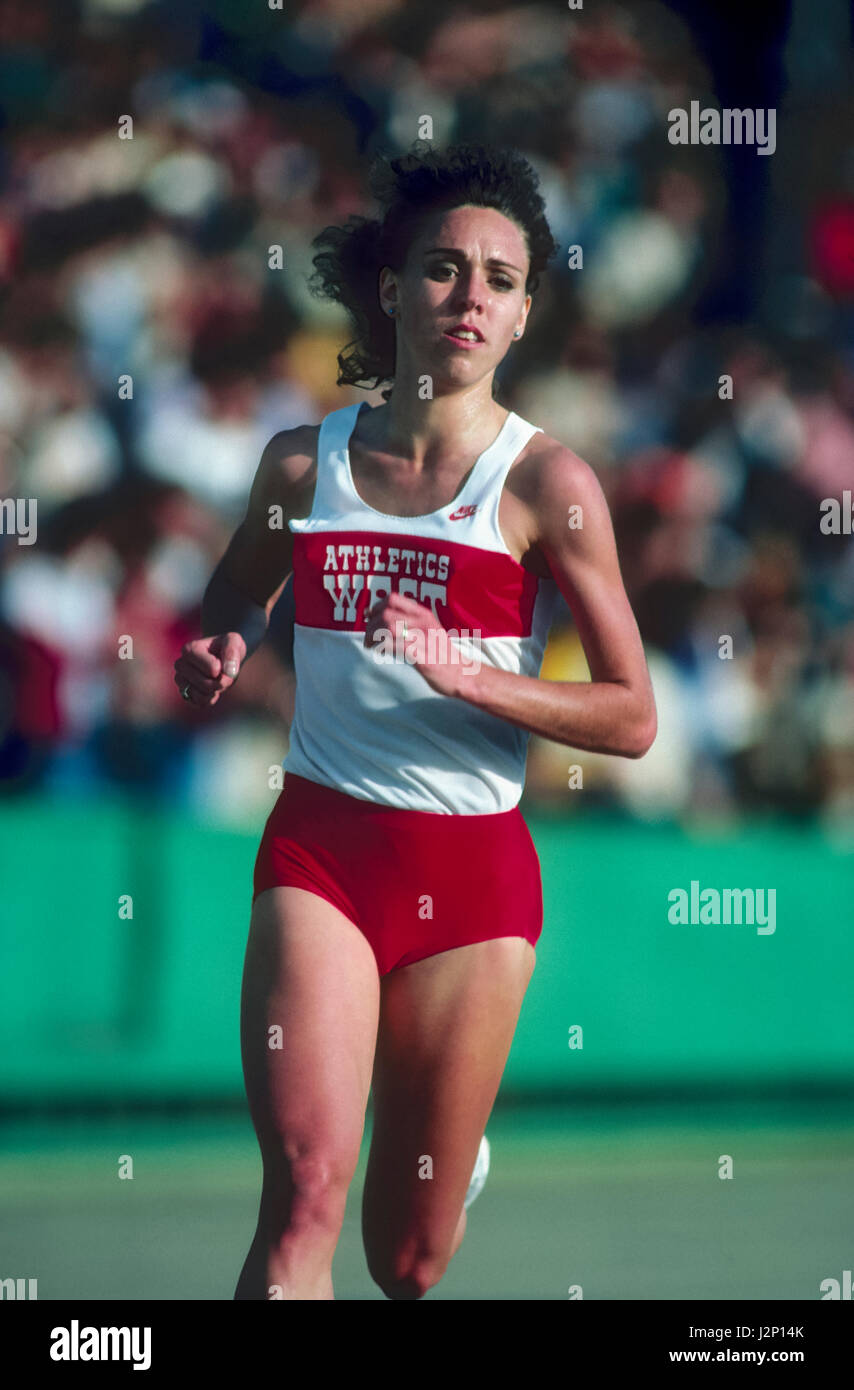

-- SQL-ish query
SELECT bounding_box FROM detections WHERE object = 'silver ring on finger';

[180,683,192,701]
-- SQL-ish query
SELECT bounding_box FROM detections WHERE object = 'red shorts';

[252,773,543,976]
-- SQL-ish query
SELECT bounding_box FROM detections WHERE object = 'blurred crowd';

[0,0,852,832]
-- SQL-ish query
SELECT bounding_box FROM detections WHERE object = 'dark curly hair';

[307,142,559,402]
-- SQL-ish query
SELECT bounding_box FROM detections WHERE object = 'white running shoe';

[464,1134,490,1210]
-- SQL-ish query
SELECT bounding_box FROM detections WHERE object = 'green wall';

[1,797,851,1101]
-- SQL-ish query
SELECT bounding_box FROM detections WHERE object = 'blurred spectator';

[0,0,850,835]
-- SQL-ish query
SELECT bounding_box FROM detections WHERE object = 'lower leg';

[234,1224,336,1300]
[234,1175,346,1300]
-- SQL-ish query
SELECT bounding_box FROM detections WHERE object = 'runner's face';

[383,204,532,383]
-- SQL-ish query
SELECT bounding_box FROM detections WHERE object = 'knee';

[264,1140,352,1237]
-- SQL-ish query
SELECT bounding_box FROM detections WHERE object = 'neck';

[369,369,507,468]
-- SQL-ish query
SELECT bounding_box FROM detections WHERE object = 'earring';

[513,329,521,338]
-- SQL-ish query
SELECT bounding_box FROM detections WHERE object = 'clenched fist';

[174,632,247,707]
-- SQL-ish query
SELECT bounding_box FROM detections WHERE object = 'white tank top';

[283,400,559,813]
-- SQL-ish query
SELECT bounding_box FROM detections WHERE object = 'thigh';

[362,936,535,1275]
[241,887,380,1182]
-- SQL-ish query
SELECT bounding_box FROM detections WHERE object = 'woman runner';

[173,143,656,1300]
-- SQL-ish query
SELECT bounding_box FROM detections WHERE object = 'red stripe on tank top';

[291,530,540,638]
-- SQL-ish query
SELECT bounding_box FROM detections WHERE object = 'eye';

[429,262,515,290]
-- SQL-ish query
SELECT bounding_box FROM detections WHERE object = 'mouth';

[443,327,485,348]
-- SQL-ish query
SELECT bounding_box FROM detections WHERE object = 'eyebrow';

[423,247,524,275]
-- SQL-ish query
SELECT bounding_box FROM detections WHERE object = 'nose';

[451,269,486,312]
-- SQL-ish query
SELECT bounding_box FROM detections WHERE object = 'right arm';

[174,425,317,708]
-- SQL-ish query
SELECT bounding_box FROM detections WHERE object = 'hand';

[174,632,247,708]
[363,591,468,697]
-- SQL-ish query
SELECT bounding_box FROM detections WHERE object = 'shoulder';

[243,423,321,525]
[511,428,610,528]
[259,422,321,489]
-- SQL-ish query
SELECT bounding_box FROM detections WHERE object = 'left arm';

[364,445,657,759]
